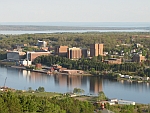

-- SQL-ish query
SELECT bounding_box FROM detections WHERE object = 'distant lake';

[0,29,150,35]
[1,22,150,27]
[0,66,150,104]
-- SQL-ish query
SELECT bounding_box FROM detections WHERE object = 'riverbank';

[8,65,150,83]
[9,65,92,76]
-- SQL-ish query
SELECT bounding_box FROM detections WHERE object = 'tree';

[0,97,9,113]
[28,87,34,93]
[38,86,45,92]
[98,91,106,101]
[73,88,85,95]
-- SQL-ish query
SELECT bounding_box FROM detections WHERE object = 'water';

[1,22,150,27]
[0,66,150,104]
[0,29,150,35]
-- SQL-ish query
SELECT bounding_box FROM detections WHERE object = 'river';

[0,66,150,104]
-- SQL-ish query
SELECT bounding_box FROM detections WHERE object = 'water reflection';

[90,77,103,94]
[1,67,150,104]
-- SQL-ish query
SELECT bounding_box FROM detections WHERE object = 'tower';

[90,44,103,57]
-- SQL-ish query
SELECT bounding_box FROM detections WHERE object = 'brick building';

[27,52,50,61]
[90,44,103,57]
[54,46,68,57]
[67,47,87,59]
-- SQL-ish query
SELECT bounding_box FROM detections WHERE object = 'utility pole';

[4,77,7,88]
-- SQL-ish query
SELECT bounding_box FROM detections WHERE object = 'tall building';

[54,46,68,57]
[67,47,81,59]
[90,44,103,57]
[81,48,88,58]
[67,47,87,59]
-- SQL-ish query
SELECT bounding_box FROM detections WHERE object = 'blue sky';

[0,0,150,22]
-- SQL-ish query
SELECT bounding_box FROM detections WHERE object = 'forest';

[0,32,150,51]
[0,91,150,113]
[0,91,94,113]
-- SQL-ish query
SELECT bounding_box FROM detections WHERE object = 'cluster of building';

[5,39,147,67]
[54,43,103,59]
[95,98,135,106]
[6,43,106,66]
[44,64,84,75]
[119,73,150,81]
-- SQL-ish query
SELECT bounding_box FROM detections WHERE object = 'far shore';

[9,65,92,76]
[1,62,150,83]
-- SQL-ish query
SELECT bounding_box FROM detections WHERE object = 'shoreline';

[9,65,92,76]
[6,65,150,83]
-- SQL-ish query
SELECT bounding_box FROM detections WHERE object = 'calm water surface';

[0,66,150,104]
[0,29,150,35]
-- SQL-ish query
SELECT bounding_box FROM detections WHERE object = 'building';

[67,47,87,59]
[81,48,88,58]
[27,51,50,61]
[19,60,32,66]
[7,51,26,61]
[118,100,135,105]
[90,44,103,57]
[132,54,145,63]
[40,47,49,51]
[104,58,122,64]
[54,46,68,57]
[61,69,84,75]
[37,40,47,47]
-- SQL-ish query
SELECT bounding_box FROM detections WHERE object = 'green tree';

[0,97,9,113]
[38,86,45,92]
[73,88,85,95]
[98,91,106,101]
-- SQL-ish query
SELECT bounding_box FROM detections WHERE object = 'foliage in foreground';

[0,91,94,113]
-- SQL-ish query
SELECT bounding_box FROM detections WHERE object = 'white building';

[108,101,115,105]
[37,40,47,47]
[20,60,32,66]
[118,100,135,105]
[124,75,132,79]
[109,98,118,102]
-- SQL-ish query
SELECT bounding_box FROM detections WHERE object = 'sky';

[0,0,150,22]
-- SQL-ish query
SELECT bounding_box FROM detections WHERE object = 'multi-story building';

[7,51,26,61]
[27,51,50,61]
[132,54,145,63]
[81,48,88,58]
[90,43,103,57]
[67,47,87,59]
[54,46,68,57]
